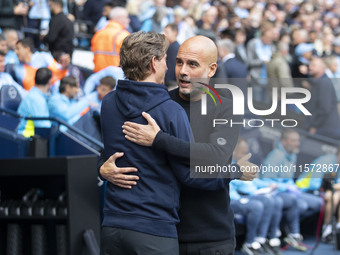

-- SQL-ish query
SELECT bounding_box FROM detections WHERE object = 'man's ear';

[208,62,217,78]
[151,56,157,73]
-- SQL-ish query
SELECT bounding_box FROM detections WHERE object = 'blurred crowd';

[1,1,340,254]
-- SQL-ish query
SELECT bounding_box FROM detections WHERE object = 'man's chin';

[179,86,191,94]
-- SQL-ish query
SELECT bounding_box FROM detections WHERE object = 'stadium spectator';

[17,68,52,135]
[296,146,340,242]
[95,1,114,32]
[176,0,192,16]
[247,21,275,103]
[52,51,84,92]
[291,42,314,88]
[2,29,19,65]
[230,182,267,255]
[0,35,7,54]
[231,139,283,255]
[163,23,179,86]
[83,65,124,95]
[87,76,116,113]
[196,6,218,42]
[172,6,185,25]
[321,32,334,57]
[261,129,322,250]
[43,0,74,56]
[7,38,67,91]
[0,0,29,31]
[48,76,91,125]
[91,7,130,72]
[262,129,323,219]
[138,0,173,28]
[82,0,105,33]
[141,6,169,33]
[26,0,50,49]
[126,0,142,32]
[305,57,340,139]
[0,50,27,98]
[176,15,196,45]
[332,36,340,77]
[216,38,248,96]
[234,28,248,65]
[323,55,340,114]
[267,41,294,100]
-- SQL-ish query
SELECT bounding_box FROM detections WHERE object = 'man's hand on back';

[122,112,160,146]
[100,152,139,189]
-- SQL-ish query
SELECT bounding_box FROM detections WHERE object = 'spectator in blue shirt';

[48,76,91,125]
[88,76,115,113]
[83,65,124,95]
[230,138,283,255]
[296,147,340,242]
[2,29,19,65]
[17,68,52,135]
[262,129,323,219]
[0,50,27,98]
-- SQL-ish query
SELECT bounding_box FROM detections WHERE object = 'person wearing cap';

[291,43,314,88]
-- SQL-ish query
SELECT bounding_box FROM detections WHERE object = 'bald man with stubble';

[99,36,258,255]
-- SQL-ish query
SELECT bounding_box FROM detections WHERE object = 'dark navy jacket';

[100,79,228,238]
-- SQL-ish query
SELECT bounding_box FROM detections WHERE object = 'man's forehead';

[177,47,205,61]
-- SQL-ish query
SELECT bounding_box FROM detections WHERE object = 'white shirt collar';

[222,53,235,63]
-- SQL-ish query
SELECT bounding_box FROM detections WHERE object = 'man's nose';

[179,64,188,75]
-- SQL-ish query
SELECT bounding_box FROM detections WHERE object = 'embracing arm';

[124,111,241,166]
[97,151,139,189]
[123,110,257,181]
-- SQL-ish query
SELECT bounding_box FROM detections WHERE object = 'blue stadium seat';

[0,85,22,111]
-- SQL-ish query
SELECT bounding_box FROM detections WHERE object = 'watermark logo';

[199,84,311,116]
[197,82,222,115]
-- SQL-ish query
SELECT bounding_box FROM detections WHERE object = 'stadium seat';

[0,85,22,111]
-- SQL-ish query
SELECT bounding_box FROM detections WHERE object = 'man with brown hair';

[100,31,231,255]
[48,76,91,124]
[87,76,116,112]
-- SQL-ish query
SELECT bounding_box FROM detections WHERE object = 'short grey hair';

[217,39,235,54]
[109,7,128,20]
[277,41,289,52]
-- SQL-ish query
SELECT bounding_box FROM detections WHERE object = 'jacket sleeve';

[166,109,230,190]
[43,16,61,44]
[97,150,106,181]
[153,99,242,178]
[48,96,89,122]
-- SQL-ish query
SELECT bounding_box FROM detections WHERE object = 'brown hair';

[59,76,77,93]
[99,76,116,90]
[120,31,169,81]
[165,23,178,33]
[260,21,274,35]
